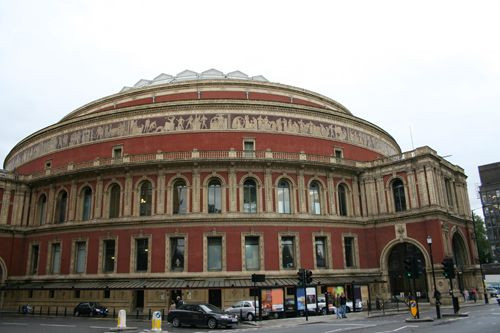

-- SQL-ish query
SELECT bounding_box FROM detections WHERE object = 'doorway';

[208,289,222,308]
[134,290,144,309]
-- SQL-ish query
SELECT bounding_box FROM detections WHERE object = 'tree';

[473,212,493,264]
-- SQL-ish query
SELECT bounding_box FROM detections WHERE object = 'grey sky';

[1,0,499,213]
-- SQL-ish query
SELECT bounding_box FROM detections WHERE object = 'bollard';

[113,308,116,318]
[47,306,50,316]
[64,307,67,316]
[39,306,42,315]
[117,309,127,329]
[151,311,162,332]
[136,309,139,319]
[162,308,165,320]
[55,306,58,316]
[148,308,152,320]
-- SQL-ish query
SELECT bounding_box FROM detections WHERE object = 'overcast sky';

[1,0,499,213]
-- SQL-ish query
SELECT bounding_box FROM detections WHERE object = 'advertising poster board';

[296,287,317,311]
[261,288,284,312]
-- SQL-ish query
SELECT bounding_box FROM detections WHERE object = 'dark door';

[135,290,144,309]
[209,289,222,308]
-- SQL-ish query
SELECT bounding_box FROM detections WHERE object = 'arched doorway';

[0,257,6,309]
[388,242,428,299]
[452,233,468,291]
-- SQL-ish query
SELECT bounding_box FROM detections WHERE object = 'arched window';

[207,179,222,213]
[109,184,121,218]
[392,179,407,212]
[55,190,68,223]
[173,179,187,215]
[139,181,152,216]
[81,187,92,221]
[277,179,291,214]
[309,181,321,215]
[243,179,257,213]
[37,194,47,225]
[338,184,348,216]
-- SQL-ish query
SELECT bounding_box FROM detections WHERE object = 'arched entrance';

[0,257,6,309]
[452,233,468,291]
[388,242,428,299]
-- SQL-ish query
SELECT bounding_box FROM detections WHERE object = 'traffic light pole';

[303,269,309,322]
[426,238,441,319]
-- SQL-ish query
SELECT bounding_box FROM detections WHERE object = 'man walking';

[340,293,347,318]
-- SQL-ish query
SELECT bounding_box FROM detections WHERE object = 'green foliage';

[473,212,493,264]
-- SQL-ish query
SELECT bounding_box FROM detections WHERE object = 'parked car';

[346,300,364,312]
[73,302,108,317]
[225,300,268,321]
[486,287,498,298]
[167,303,238,329]
[317,296,335,315]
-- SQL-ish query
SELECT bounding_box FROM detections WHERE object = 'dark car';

[73,302,108,317]
[167,303,238,329]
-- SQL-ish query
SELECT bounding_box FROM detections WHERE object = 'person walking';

[335,295,342,319]
[340,293,347,318]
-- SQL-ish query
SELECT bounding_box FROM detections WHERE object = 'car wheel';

[89,311,94,317]
[346,306,351,313]
[75,311,79,317]
[172,317,181,328]
[207,318,217,329]
[322,308,327,315]
[246,312,254,321]
[273,312,279,319]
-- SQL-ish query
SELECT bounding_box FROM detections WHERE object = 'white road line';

[40,323,77,327]
[325,329,343,333]
[90,326,113,329]
[393,325,418,331]
[1,322,29,326]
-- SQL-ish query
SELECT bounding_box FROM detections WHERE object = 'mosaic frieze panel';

[6,113,398,170]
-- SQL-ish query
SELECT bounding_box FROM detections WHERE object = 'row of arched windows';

[34,177,408,225]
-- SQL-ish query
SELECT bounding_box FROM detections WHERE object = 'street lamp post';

[471,211,489,304]
[426,236,441,319]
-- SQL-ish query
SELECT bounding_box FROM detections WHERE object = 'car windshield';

[199,304,223,313]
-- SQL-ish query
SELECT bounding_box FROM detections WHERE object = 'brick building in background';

[0,69,483,313]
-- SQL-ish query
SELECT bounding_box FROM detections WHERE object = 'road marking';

[90,326,113,329]
[2,322,29,326]
[325,329,343,333]
[374,325,419,333]
[40,323,77,327]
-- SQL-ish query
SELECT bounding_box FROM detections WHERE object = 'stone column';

[47,185,55,224]
[95,177,103,218]
[12,187,25,226]
[192,167,200,213]
[264,167,273,213]
[297,169,306,213]
[327,172,335,215]
[28,190,37,226]
[376,177,386,214]
[0,184,11,225]
[156,169,165,215]
[425,166,439,206]
[229,166,237,212]
[124,173,133,216]
[416,167,430,207]
[407,170,419,209]
[68,180,77,221]
[352,177,361,216]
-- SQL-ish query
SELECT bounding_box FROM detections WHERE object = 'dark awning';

[1,275,385,290]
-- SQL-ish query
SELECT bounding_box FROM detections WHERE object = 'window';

[173,179,187,214]
[334,148,343,159]
[37,195,47,225]
[109,184,121,218]
[103,239,116,273]
[392,179,406,212]
[445,179,454,208]
[281,236,295,269]
[315,237,327,268]
[243,179,257,213]
[207,237,222,271]
[75,241,87,273]
[170,237,185,271]
[245,236,260,270]
[112,146,123,159]
[338,184,348,216]
[277,179,291,214]
[30,245,39,275]
[55,190,68,223]
[139,181,152,216]
[45,160,52,169]
[50,243,61,274]
[207,179,222,213]
[82,187,92,221]
[309,181,321,215]
[344,237,355,268]
[135,238,149,272]
[243,140,255,157]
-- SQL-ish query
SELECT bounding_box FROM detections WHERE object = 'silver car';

[225,300,267,321]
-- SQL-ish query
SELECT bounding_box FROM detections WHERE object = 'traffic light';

[441,258,455,279]
[404,257,413,279]
[297,268,305,286]
[305,270,313,284]
[413,258,424,279]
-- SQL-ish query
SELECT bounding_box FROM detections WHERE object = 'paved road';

[0,303,499,332]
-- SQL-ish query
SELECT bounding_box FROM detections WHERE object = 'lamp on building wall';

[426,236,441,319]
[471,208,489,304]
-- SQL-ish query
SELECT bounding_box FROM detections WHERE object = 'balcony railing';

[20,146,446,181]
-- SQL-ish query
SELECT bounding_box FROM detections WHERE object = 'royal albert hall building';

[0,69,483,314]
